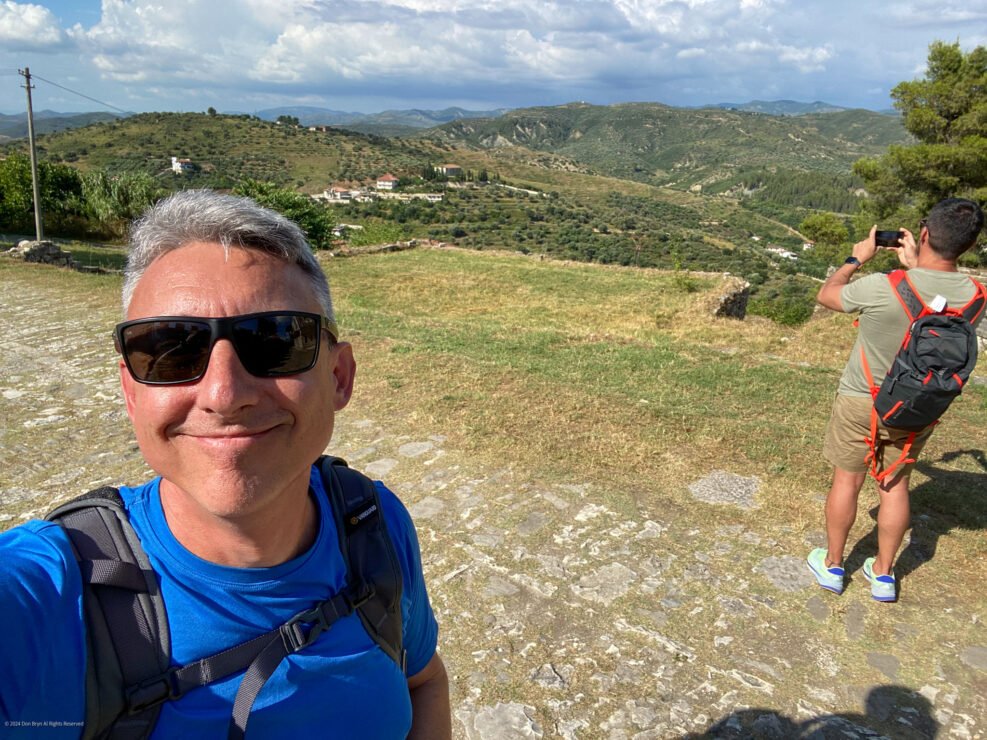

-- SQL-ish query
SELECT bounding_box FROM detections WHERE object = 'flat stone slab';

[463,703,543,739]
[363,458,397,478]
[806,595,830,621]
[407,496,446,519]
[755,555,816,592]
[960,645,987,672]
[398,441,435,457]
[688,470,760,509]
[866,652,900,680]
[570,562,637,605]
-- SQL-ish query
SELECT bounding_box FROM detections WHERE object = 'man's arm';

[816,226,880,311]
[407,652,451,740]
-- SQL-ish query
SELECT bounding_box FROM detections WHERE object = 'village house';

[765,246,799,261]
[325,185,355,201]
[437,164,462,177]
[376,173,399,190]
[171,156,194,174]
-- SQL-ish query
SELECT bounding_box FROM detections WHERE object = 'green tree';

[853,41,987,224]
[799,212,848,246]
[233,179,335,249]
[82,170,160,237]
[0,154,33,230]
[0,153,84,234]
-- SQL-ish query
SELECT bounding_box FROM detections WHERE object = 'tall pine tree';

[853,41,986,245]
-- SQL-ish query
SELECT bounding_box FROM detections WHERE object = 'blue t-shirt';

[0,468,438,738]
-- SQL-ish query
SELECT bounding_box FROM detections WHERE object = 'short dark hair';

[925,198,985,261]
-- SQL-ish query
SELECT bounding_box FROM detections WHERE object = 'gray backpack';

[45,456,405,740]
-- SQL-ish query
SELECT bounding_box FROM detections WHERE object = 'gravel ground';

[2,261,985,739]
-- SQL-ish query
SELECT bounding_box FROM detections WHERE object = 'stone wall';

[4,240,104,273]
[710,276,751,319]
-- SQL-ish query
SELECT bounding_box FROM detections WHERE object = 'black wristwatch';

[843,256,861,269]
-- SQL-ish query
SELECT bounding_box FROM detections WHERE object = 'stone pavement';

[1,267,985,739]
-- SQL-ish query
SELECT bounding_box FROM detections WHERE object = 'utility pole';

[18,67,44,242]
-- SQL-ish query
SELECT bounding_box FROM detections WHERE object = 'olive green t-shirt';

[838,268,984,397]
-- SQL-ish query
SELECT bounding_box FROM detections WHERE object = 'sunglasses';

[115,311,338,385]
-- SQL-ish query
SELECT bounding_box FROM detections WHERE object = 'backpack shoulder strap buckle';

[281,592,353,653]
[347,583,376,609]
[125,669,180,715]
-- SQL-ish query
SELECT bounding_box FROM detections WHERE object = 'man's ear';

[119,360,139,422]
[329,342,356,411]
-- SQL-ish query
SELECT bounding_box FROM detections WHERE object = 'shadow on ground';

[843,449,987,588]
[687,684,937,739]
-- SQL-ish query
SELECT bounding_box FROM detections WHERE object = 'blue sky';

[1,0,985,116]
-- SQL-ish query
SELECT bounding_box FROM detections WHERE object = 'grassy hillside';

[429,102,910,190]
[1,106,905,325]
[2,111,450,192]
[0,111,121,141]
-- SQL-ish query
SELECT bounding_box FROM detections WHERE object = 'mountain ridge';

[427,102,910,190]
[0,98,891,141]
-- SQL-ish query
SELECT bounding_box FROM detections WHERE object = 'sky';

[1,0,985,116]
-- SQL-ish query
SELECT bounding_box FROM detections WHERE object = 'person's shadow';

[844,449,987,586]
[688,684,938,738]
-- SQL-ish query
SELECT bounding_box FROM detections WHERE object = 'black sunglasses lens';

[122,320,212,383]
[232,314,320,376]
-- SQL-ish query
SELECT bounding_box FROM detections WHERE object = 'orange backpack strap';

[861,271,927,482]
[887,269,932,320]
[959,278,987,323]
[867,430,918,483]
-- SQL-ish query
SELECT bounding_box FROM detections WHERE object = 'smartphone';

[874,230,903,248]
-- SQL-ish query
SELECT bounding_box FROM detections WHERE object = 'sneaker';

[807,548,845,594]
[863,557,897,602]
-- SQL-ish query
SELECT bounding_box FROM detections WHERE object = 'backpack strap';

[958,278,987,323]
[318,456,405,670]
[226,456,404,739]
[864,411,919,483]
[887,269,929,321]
[48,461,405,740]
[46,488,171,740]
[858,271,927,482]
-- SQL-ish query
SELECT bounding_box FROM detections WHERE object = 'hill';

[0,105,909,324]
[427,102,910,190]
[3,111,448,189]
[711,100,851,116]
[248,105,511,137]
[0,110,122,142]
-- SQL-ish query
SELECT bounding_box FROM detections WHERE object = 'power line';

[29,72,130,114]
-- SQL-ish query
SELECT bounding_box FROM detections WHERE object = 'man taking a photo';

[807,198,985,603]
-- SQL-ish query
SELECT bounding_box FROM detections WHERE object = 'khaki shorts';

[823,394,934,475]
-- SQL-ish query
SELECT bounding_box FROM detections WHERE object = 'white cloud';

[677,47,707,59]
[778,45,831,73]
[0,1,64,49]
[0,0,975,114]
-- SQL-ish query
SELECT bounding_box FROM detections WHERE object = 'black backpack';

[861,270,987,481]
[44,456,405,740]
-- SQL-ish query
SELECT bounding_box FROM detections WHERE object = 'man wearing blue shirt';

[0,190,450,738]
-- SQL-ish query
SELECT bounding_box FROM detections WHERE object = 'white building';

[171,156,194,174]
[376,174,399,190]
